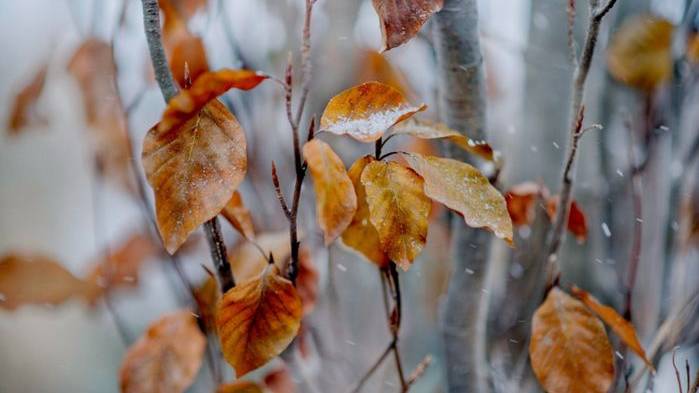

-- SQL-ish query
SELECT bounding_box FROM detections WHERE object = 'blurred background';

[1,0,698,392]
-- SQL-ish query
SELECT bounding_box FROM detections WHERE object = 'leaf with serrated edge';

[571,286,653,369]
[221,191,256,240]
[142,100,246,254]
[530,288,615,393]
[361,161,431,270]
[320,81,426,143]
[303,139,357,245]
[119,310,206,393]
[404,153,512,244]
[216,265,302,376]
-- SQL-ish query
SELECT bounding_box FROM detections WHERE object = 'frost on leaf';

[216,265,302,376]
[221,191,256,240]
[142,100,247,254]
[119,310,206,393]
[320,81,426,143]
[529,288,615,393]
[372,0,444,51]
[303,139,357,245]
[361,160,431,270]
[404,153,513,244]
[341,156,390,268]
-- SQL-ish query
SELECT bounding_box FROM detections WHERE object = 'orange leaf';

[221,191,256,240]
[607,15,674,91]
[216,381,264,393]
[160,0,208,23]
[320,81,426,143]
[302,139,357,244]
[7,63,48,134]
[0,253,89,310]
[404,153,513,244]
[158,69,267,133]
[356,49,410,95]
[546,197,588,242]
[264,366,297,393]
[372,0,444,51]
[505,182,544,227]
[194,275,219,329]
[228,231,291,282]
[119,310,206,393]
[571,286,653,369]
[361,160,431,270]
[142,100,247,254]
[391,118,497,163]
[341,156,390,267]
[529,288,615,393]
[216,265,302,376]
[161,0,209,86]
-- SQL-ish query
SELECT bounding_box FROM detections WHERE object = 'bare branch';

[271,162,292,219]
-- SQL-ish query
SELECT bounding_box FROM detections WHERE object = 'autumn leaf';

[404,153,513,244]
[160,0,207,23]
[530,288,615,393]
[372,0,444,51]
[391,118,498,163]
[356,49,410,95]
[7,63,48,134]
[546,197,588,242]
[303,139,357,244]
[607,15,674,91]
[228,231,291,282]
[320,81,426,143]
[505,182,545,227]
[341,156,390,267]
[571,286,653,369]
[0,253,89,310]
[222,191,256,240]
[264,366,297,393]
[161,0,209,86]
[216,265,302,376]
[119,310,206,393]
[158,69,267,134]
[194,275,219,329]
[216,381,263,393]
[361,160,431,270]
[142,100,247,254]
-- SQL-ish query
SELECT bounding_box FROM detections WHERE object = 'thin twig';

[406,355,432,389]
[623,118,643,320]
[387,264,408,390]
[348,342,393,393]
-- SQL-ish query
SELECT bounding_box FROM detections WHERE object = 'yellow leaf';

[529,288,615,393]
[320,81,426,143]
[119,310,206,393]
[571,286,653,369]
[216,265,302,376]
[303,139,357,245]
[142,100,247,254]
[361,160,431,270]
[341,156,390,267]
[221,191,256,240]
[404,153,513,244]
[607,15,674,91]
[372,0,444,51]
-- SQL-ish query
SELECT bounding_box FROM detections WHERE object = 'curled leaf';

[361,160,431,270]
[372,0,444,51]
[0,253,89,310]
[607,15,674,91]
[530,288,615,393]
[391,118,497,163]
[302,139,357,245]
[222,191,256,240]
[571,286,653,369]
[216,265,302,376]
[7,63,48,134]
[158,69,267,133]
[142,100,247,254]
[119,310,206,393]
[404,153,513,244]
[320,81,426,143]
[341,156,390,267]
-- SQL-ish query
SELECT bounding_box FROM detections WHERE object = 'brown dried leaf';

[361,160,431,270]
[0,253,89,310]
[391,118,497,163]
[158,69,267,133]
[302,139,357,245]
[546,197,588,242]
[142,100,247,254]
[221,191,256,240]
[372,0,444,51]
[161,0,207,23]
[7,63,48,134]
[228,231,291,282]
[607,15,674,91]
[571,286,653,369]
[320,81,426,143]
[216,381,264,393]
[216,265,302,376]
[530,288,615,393]
[194,275,219,329]
[404,153,513,244]
[161,1,209,86]
[119,310,206,393]
[341,156,390,267]
[505,182,545,227]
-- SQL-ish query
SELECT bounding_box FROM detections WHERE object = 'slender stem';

[623,116,643,320]
[375,138,382,160]
[387,263,408,390]
[348,342,394,393]
[204,218,235,291]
